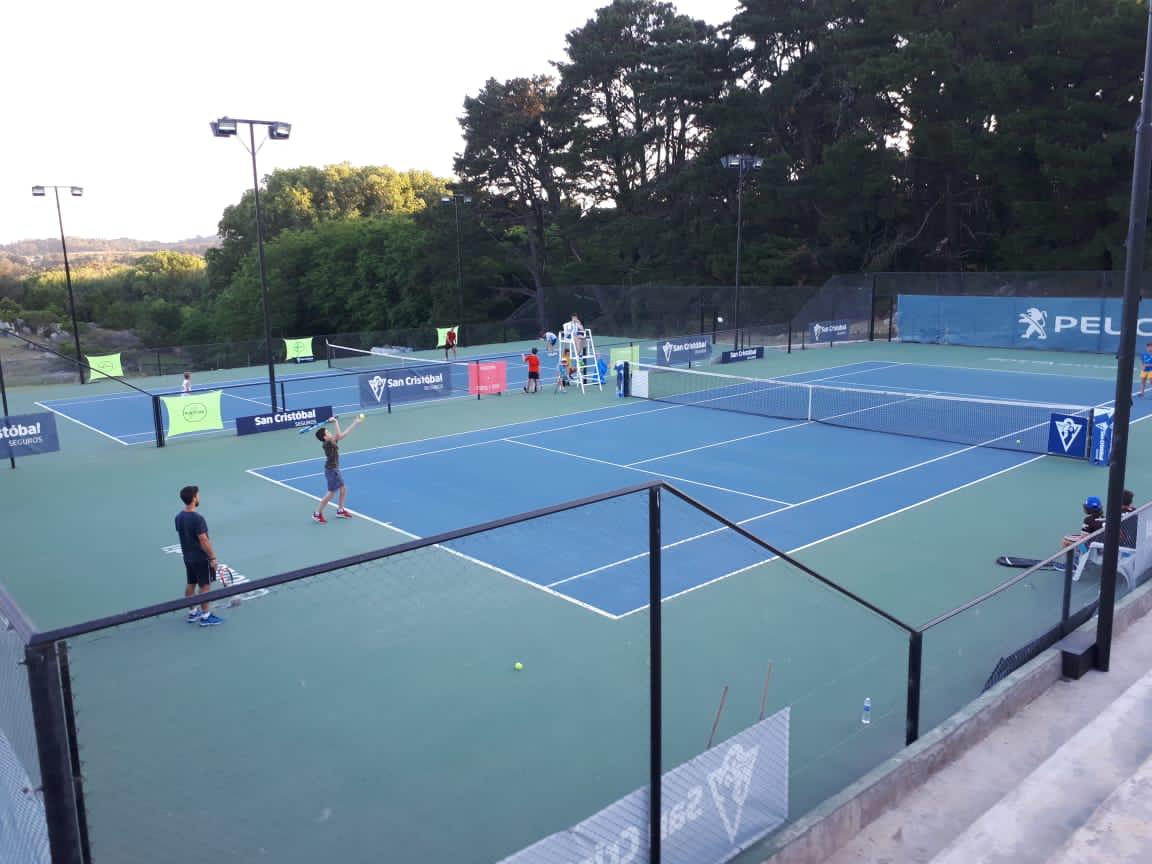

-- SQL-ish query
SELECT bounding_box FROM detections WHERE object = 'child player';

[523,347,541,393]
[1141,342,1152,397]
[312,414,364,524]
[182,371,192,395]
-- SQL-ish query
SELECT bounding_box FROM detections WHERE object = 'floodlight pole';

[442,192,471,326]
[722,155,761,350]
[248,122,278,413]
[212,116,290,414]
[1096,0,1152,671]
[32,186,84,384]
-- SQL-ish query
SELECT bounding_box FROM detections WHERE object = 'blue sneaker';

[199,613,224,627]
[186,610,200,623]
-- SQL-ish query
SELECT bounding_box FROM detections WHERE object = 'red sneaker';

[312,511,327,524]
[335,509,352,519]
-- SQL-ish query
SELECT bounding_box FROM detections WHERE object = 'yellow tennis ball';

[358,413,365,420]
[514,662,524,671]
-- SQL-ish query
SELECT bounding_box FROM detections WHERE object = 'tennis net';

[632,363,1098,454]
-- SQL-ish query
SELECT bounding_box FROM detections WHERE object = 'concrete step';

[1046,754,1152,864]
[927,667,1152,864]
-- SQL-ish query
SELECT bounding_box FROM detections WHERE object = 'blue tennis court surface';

[248,359,1150,617]
[35,354,540,445]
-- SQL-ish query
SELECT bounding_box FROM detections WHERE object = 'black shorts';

[528,371,540,380]
[185,560,213,588]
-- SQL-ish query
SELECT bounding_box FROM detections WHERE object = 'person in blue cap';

[1082,496,1104,535]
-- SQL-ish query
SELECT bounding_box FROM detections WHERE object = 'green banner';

[610,345,640,369]
[161,391,224,438]
[283,337,315,362]
[86,353,123,380]
[436,325,459,347]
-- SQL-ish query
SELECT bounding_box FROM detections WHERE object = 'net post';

[787,323,792,354]
[280,381,287,410]
[905,630,923,745]
[1060,548,1075,634]
[326,341,333,369]
[647,485,663,864]
[475,360,481,400]
[155,348,162,376]
[25,641,88,864]
[887,297,895,342]
[0,351,15,469]
[386,375,392,415]
[801,327,806,350]
[152,395,166,448]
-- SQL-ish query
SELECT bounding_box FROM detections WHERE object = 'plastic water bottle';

[861,697,872,725]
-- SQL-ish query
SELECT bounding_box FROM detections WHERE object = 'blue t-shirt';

[1142,352,1152,372]
[174,510,209,564]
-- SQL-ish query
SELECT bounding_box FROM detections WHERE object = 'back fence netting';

[0,605,50,864]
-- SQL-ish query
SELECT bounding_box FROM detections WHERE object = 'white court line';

[889,359,1119,381]
[607,390,1152,616]
[243,468,619,619]
[626,421,812,466]
[253,400,672,471]
[35,401,130,446]
[505,437,794,506]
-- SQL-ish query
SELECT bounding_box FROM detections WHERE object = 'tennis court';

[5,339,1152,864]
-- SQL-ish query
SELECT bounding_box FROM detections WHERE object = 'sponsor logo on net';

[253,409,320,427]
[560,741,759,864]
[0,421,44,448]
[1055,417,1084,453]
[731,347,760,360]
[662,338,709,362]
[812,321,849,340]
[1019,307,1152,340]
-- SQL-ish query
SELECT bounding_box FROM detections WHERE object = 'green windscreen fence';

[86,353,123,380]
[159,391,224,438]
[283,338,316,363]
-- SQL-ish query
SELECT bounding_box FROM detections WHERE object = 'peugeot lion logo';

[1018,307,1048,340]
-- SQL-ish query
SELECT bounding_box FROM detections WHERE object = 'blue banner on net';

[1047,413,1090,459]
[1091,408,1114,466]
[0,412,60,459]
[357,364,453,407]
[896,295,1152,353]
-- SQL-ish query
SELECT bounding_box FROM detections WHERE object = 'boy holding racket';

[312,415,363,523]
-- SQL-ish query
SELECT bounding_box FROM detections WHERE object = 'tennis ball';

[358,413,365,420]
[1016,439,1022,445]
[514,662,524,671]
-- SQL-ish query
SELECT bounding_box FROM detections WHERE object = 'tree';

[456,76,575,329]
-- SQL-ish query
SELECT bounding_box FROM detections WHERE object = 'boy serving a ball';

[312,414,364,524]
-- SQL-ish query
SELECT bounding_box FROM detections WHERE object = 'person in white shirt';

[567,314,586,355]
[182,371,192,395]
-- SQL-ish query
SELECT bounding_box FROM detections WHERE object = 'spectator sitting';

[1082,495,1105,535]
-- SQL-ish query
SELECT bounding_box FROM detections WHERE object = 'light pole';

[721,154,762,350]
[211,116,291,413]
[441,192,472,324]
[31,185,85,383]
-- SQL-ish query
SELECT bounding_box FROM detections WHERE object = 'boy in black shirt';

[312,415,363,524]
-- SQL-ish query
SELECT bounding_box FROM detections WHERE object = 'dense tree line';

[6,0,1146,344]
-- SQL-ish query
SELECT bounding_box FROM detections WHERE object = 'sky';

[1,0,739,245]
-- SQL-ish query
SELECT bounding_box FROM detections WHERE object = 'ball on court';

[514,662,524,671]
[1015,439,1022,445]
[358,413,365,420]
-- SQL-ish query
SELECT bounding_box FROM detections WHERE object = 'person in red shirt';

[443,327,458,360]
[523,347,541,393]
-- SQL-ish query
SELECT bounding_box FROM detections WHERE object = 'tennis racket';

[996,556,1065,571]
[215,563,244,606]
[298,415,338,435]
